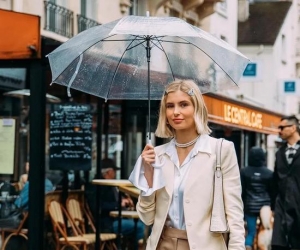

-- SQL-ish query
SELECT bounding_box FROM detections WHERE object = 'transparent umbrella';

[47,15,249,141]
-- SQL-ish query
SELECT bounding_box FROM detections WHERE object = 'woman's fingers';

[142,144,156,165]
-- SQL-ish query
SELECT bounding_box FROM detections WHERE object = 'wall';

[208,0,238,48]
[237,1,298,116]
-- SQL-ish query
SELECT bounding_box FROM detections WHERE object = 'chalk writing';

[49,104,93,171]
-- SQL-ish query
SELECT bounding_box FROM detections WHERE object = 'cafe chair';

[66,198,117,250]
[48,200,94,250]
[0,211,28,250]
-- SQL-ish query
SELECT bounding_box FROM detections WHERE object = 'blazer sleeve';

[136,191,156,226]
[240,169,246,204]
[221,140,245,250]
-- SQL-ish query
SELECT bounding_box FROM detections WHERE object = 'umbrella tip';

[146,11,150,17]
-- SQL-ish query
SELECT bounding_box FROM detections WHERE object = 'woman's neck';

[174,132,199,144]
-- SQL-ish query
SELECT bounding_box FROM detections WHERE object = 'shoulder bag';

[210,138,230,246]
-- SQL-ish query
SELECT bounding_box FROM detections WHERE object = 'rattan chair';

[66,198,117,250]
[48,200,95,250]
[0,211,28,250]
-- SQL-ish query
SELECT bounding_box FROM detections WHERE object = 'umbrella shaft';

[146,36,151,62]
[146,36,151,141]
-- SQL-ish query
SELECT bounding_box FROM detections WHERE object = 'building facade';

[0,0,285,180]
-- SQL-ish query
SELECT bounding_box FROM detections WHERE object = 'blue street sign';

[243,63,257,77]
[284,81,296,92]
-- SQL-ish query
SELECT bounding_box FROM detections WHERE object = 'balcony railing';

[44,1,74,38]
[77,14,100,33]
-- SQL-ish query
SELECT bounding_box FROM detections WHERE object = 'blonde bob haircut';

[155,79,211,138]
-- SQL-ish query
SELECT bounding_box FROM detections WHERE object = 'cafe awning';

[0,9,41,59]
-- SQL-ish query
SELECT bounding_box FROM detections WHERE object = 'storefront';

[0,9,41,180]
[0,7,282,179]
[104,94,282,177]
[203,93,282,168]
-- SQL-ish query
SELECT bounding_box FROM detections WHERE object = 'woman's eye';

[180,103,188,107]
[166,104,174,108]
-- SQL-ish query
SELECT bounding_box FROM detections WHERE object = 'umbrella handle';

[148,139,152,145]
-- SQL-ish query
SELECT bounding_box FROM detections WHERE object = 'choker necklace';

[175,135,200,148]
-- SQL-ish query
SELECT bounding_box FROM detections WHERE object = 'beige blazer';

[137,136,245,250]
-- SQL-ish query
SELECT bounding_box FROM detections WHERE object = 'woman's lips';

[173,119,183,124]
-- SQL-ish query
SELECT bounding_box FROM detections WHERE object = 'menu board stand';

[49,104,93,171]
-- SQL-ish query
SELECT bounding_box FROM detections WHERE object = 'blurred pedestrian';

[241,146,273,250]
[272,115,300,250]
[18,161,29,190]
[129,80,245,250]
[14,160,54,210]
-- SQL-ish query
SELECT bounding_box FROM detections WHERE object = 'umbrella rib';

[106,36,140,100]
[102,38,145,42]
[177,36,238,85]
[151,36,175,81]
[126,39,147,51]
[51,34,117,84]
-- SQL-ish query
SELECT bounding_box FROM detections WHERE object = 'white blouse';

[129,136,209,230]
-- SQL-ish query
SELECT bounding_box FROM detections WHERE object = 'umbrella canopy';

[47,15,249,100]
[47,15,249,141]
[4,89,61,103]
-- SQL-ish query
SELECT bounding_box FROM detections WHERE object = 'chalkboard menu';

[49,104,93,171]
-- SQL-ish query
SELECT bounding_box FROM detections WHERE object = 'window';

[217,0,227,17]
[81,0,86,16]
[129,0,138,15]
[220,35,227,42]
[281,34,287,64]
[219,0,227,11]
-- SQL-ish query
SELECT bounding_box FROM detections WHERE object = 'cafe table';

[111,186,141,250]
[118,186,140,199]
[118,186,151,250]
[92,179,133,249]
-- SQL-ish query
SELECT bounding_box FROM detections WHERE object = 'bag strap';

[216,138,223,177]
[210,138,229,233]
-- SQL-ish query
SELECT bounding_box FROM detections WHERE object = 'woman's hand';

[141,144,155,187]
[142,144,156,166]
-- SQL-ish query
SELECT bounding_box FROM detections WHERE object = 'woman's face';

[165,90,196,132]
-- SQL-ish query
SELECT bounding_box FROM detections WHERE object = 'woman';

[129,80,245,250]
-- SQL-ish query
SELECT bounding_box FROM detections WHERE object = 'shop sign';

[224,104,263,129]
[240,61,262,82]
[279,79,300,95]
[0,9,41,59]
[284,81,296,93]
[243,63,257,77]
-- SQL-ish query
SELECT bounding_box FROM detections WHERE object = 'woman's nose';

[174,107,180,115]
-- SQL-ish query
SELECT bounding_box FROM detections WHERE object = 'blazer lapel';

[291,146,300,166]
